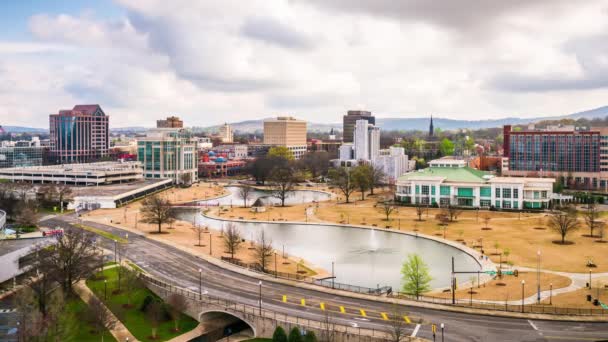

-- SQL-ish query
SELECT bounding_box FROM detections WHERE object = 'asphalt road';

[44,215,608,342]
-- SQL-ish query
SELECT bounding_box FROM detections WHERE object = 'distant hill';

[1,126,47,133]
[200,105,608,133]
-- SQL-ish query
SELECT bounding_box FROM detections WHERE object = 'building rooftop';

[398,167,490,183]
[0,161,141,175]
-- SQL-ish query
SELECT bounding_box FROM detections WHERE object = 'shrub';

[288,327,302,342]
[272,326,288,342]
[303,331,317,342]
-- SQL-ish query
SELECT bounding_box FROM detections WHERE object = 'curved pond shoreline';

[179,210,495,291]
[185,185,333,207]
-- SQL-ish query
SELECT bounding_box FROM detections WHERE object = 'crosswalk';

[278,294,416,324]
[0,308,16,314]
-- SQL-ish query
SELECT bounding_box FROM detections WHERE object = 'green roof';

[398,167,490,183]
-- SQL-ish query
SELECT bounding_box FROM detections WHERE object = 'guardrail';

[0,209,5,230]
[139,273,403,341]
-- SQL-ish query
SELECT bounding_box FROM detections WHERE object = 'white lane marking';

[411,324,421,337]
[528,320,539,331]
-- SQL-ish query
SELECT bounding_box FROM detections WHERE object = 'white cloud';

[1,0,608,128]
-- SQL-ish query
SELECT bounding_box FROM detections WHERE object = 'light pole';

[536,250,541,304]
[198,268,202,300]
[521,280,525,313]
[209,233,213,255]
[104,279,108,300]
[331,261,335,289]
[258,281,262,315]
[126,233,129,244]
[549,283,553,305]
[588,269,592,288]
[440,323,444,342]
[114,240,117,263]
[274,252,278,278]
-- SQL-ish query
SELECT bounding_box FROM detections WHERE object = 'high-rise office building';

[219,123,234,143]
[263,116,307,159]
[137,128,198,184]
[353,119,380,161]
[343,110,374,143]
[157,116,184,128]
[502,124,608,189]
[49,104,109,163]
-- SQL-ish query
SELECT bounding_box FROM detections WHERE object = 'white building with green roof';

[395,163,555,210]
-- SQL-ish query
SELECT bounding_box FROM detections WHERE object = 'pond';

[193,186,332,207]
[179,210,482,291]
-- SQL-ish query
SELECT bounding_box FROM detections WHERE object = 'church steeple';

[429,115,434,137]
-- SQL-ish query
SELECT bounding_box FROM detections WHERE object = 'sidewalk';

[73,280,138,342]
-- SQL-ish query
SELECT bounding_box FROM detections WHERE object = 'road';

[44,215,608,342]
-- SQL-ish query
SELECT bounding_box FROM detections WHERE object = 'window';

[495,187,501,198]
[480,199,491,207]
[431,186,436,195]
[541,191,547,199]
[502,188,511,199]
[440,186,450,196]
[495,200,500,208]
[421,197,430,204]
[440,198,450,206]
[415,185,420,194]
[513,201,519,209]
[480,187,491,198]
[502,200,511,209]
[421,185,430,195]
[513,189,519,198]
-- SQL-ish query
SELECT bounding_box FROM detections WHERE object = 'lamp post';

[209,233,213,255]
[104,279,108,300]
[521,280,525,313]
[274,252,278,278]
[258,281,262,315]
[549,283,553,305]
[331,262,335,289]
[198,268,202,300]
[536,250,541,304]
[126,233,129,244]
[114,240,117,263]
[589,269,592,288]
[440,323,445,342]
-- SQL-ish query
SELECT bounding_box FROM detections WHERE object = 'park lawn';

[75,223,128,243]
[60,295,117,342]
[86,267,198,341]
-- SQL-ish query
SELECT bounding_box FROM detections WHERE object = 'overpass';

[44,215,608,341]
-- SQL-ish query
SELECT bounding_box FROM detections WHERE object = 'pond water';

[193,186,332,207]
[178,210,482,291]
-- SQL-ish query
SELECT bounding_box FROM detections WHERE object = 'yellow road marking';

[381,312,389,320]
[404,316,411,324]
[360,309,367,317]
[300,298,306,306]
[320,302,325,310]
[282,295,287,303]
[339,306,346,314]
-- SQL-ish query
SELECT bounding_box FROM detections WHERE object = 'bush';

[272,326,287,342]
[303,331,317,342]
[288,327,302,342]
[140,295,154,312]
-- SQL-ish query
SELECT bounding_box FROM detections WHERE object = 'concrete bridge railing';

[0,209,6,230]
[140,273,420,342]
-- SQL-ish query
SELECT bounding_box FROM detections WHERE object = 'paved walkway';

[73,280,138,342]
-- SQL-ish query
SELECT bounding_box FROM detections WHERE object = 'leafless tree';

[583,201,602,237]
[483,214,492,230]
[328,167,356,203]
[56,184,72,213]
[88,296,116,342]
[122,267,141,308]
[380,200,396,221]
[415,203,424,221]
[145,299,163,339]
[254,230,273,272]
[15,202,38,230]
[167,293,189,332]
[445,206,462,222]
[548,208,580,244]
[192,225,207,247]
[388,305,409,342]
[320,309,336,342]
[140,195,176,233]
[223,223,243,260]
[15,286,43,341]
[237,185,254,207]
[270,165,296,207]
[369,164,386,195]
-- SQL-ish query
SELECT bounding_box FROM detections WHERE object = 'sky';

[2,0,608,128]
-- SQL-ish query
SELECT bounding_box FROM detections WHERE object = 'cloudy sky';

[2,0,608,128]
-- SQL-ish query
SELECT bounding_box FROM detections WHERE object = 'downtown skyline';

[2,0,608,128]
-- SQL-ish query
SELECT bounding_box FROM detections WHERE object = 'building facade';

[374,146,409,183]
[263,117,307,159]
[137,128,198,184]
[49,104,109,164]
[156,116,184,128]
[503,125,607,190]
[353,119,380,161]
[219,123,234,143]
[0,138,48,169]
[395,162,554,209]
[343,110,375,143]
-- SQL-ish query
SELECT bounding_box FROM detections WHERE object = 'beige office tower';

[263,116,307,159]
[219,123,233,143]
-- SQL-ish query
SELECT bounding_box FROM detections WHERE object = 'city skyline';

[2,1,608,127]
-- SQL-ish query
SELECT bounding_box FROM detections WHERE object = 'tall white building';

[353,119,380,161]
[374,146,409,183]
[219,123,233,143]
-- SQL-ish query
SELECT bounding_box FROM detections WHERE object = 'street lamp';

[104,279,108,300]
[274,253,278,278]
[198,268,202,300]
[114,239,118,263]
[258,281,262,315]
[536,250,541,304]
[440,323,445,342]
[126,233,129,244]
[549,283,553,305]
[521,280,525,313]
[588,269,592,288]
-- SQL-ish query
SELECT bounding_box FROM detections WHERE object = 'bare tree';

[388,305,409,342]
[237,185,254,207]
[380,200,396,221]
[583,201,602,237]
[56,184,72,213]
[223,223,243,260]
[140,195,176,233]
[166,293,189,332]
[483,214,492,230]
[415,203,425,221]
[328,167,356,203]
[320,309,336,342]
[15,202,38,231]
[192,225,207,247]
[122,267,141,308]
[88,296,116,342]
[270,165,296,207]
[352,164,372,200]
[145,299,163,339]
[254,230,273,272]
[369,164,386,195]
[548,208,580,244]
[15,287,43,341]
[446,206,462,222]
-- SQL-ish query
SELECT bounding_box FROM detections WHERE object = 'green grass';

[242,339,272,342]
[75,224,128,243]
[59,295,117,342]
[86,267,198,341]
[126,261,144,273]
